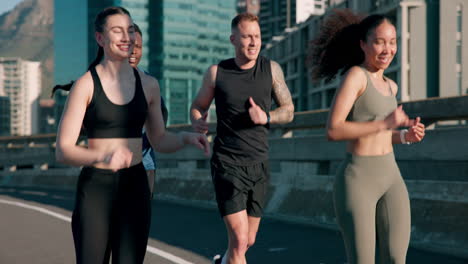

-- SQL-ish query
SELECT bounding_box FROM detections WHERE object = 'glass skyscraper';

[148,0,236,124]
[259,0,296,48]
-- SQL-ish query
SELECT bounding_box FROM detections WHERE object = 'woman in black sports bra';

[55,7,210,264]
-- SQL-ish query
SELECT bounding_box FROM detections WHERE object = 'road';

[0,186,466,264]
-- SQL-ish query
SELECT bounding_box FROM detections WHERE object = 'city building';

[259,0,296,48]
[148,0,236,124]
[52,89,67,133]
[440,0,467,97]
[237,0,261,15]
[0,65,10,136]
[0,95,10,137]
[0,57,41,135]
[262,0,468,111]
[296,0,327,23]
[39,99,56,134]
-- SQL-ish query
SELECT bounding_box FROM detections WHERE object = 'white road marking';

[0,198,194,264]
[0,198,72,222]
[146,247,194,264]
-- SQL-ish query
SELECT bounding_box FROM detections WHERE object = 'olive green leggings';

[334,152,410,264]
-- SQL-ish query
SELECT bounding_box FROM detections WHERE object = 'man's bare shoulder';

[270,59,281,69]
[203,64,218,84]
[207,64,218,76]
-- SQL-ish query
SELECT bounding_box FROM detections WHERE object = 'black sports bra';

[83,67,148,138]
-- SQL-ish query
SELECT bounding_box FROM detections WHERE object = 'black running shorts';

[210,157,270,217]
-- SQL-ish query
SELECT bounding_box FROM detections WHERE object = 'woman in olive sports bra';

[55,7,210,264]
[309,10,426,264]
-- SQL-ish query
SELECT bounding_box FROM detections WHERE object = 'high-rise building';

[53,89,67,132]
[0,64,10,136]
[148,0,236,124]
[237,0,261,15]
[0,58,41,136]
[0,65,4,95]
[259,0,296,47]
[439,0,467,97]
[296,0,327,23]
[0,95,10,137]
[262,0,468,111]
[39,99,56,134]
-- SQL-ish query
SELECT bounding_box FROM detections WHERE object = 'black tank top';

[83,67,148,138]
[213,56,272,165]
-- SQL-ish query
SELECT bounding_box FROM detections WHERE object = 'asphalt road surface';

[0,186,466,264]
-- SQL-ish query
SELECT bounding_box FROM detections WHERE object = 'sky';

[0,0,23,16]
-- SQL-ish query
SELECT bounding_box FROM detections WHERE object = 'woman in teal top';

[309,10,425,264]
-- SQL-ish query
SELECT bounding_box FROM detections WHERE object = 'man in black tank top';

[190,13,294,264]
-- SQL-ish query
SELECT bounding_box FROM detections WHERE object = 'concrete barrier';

[151,128,468,259]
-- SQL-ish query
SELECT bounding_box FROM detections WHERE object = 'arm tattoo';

[270,60,294,124]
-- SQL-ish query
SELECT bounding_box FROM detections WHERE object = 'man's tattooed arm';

[269,60,294,124]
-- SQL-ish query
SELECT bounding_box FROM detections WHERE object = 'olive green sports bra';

[349,67,397,122]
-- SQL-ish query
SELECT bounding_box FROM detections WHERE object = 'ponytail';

[87,46,104,71]
[308,9,364,82]
[51,81,74,97]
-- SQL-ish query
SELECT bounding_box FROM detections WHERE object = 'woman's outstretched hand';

[182,132,211,157]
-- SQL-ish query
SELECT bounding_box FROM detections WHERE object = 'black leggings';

[72,163,151,264]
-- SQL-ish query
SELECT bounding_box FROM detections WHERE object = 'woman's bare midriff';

[347,129,393,156]
[88,137,143,169]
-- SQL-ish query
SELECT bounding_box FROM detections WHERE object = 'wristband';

[400,129,411,145]
[266,112,270,124]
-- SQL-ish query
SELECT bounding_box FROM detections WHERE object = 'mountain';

[0,0,53,98]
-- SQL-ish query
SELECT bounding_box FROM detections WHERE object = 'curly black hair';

[308,9,394,82]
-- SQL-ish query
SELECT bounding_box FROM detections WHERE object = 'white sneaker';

[212,254,222,264]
